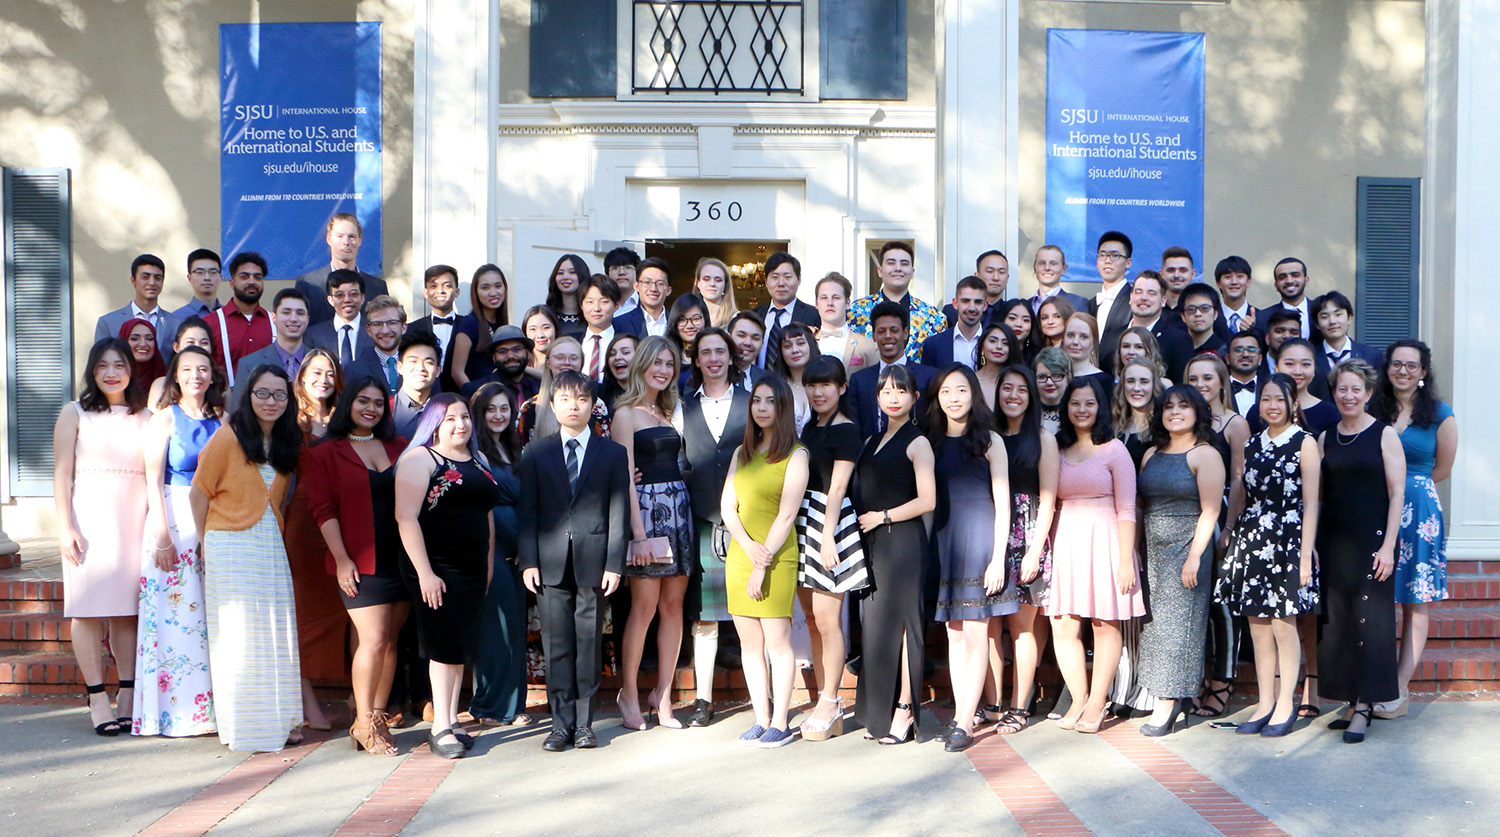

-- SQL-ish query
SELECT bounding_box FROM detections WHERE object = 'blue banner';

[220,22,382,278]
[1045,29,1205,282]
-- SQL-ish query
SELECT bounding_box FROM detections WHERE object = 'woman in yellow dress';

[721,374,809,748]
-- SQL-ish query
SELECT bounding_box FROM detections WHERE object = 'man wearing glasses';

[1179,283,1228,355]
[613,257,672,338]
[1225,331,1269,416]
[345,295,412,397]
[306,270,373,365]
[1088,230,1136,373]
[173,248,223,319]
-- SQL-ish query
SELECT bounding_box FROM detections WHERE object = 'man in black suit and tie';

[1213,255,1260,338]
[843,301,936,438]
[612,257,673,338]
[1179,283,1228,357]
[1088,231,1135,374]
[519,371,630,752]
[1122,271,1194,381]
[292,213,388,325]
[406,264,461,393]
[305,269,374,365]
[921,276,988,369]
[753,252,819,367]
[678,327,748,726]
[1311,291,1384,381]
[727,311,769,390]
[1225,331,1269,416]
[1262,257,1318,343]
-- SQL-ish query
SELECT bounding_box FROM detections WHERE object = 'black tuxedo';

[292,268,387,325]
[843,362,937,439]
[407,314,460,394]
[1145,317,1195,382]
[1261,300,1322,344]
[918,327,980,369]
[1089,282,1134,374]
[518,431,630,732]
[1227,371,1269,416]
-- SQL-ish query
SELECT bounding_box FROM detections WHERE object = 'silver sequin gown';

[1137,450,1213,699]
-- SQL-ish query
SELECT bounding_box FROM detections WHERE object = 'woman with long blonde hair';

[696,257,739,328]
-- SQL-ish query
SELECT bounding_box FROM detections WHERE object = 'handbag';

[710,522,731,561]
[635,536,674,564]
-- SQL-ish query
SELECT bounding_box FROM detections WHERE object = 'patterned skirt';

[133,484,216,737]
[202,500,302,752]
[1395,475,1448,604]
[1010,491,1052,609]
[625,479,696,579]
[795,490,870,594]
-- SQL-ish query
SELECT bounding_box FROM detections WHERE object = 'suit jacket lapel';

[570,432,601,503]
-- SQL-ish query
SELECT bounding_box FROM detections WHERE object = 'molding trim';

[496,102,937,131]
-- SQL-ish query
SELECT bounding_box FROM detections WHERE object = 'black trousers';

[538,550,605,732]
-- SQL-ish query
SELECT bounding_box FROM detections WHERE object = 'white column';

[1433,0,1500,557]
[412,0,497,313]
[935,0,1017,302]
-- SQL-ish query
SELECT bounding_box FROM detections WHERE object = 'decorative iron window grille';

[632,1,804,95]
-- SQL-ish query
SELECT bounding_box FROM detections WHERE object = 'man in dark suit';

[406,264,461,393]
[843,301,936,438]
[1028,244,1089,314]
[292,212,388,325]
[519,371,630,752]
[1311,290,1384,382]
[678,326,748,727]
[1225,331,1270,416]
[727,310,769,390]
[1261,256,1318,343]
[1179,283,1228,357]
[612,256,674,339]
[1120,271,1193,381]
[753,252,819,367]
[943,250,1010,326]
[94,253,181,356]
[230,288,310,408]
[342,295,409,398]
[921,276,988,369]
[1213,255,1260,338]
[1087,231,1135,373]
[305,269,375,365]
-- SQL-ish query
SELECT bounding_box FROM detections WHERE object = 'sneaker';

[757,726,795,748]
[737,724,767,746]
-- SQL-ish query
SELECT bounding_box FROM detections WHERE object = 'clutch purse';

[636,536,674,564]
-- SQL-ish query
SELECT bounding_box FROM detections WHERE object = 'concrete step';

[0,612,72,652]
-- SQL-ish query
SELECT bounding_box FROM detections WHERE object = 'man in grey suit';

[291,212,388,324]
[230,288,311,408]
[94,254,181,356]
[304,269,374,365]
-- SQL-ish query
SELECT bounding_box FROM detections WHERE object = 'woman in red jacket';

[305,375,410,755]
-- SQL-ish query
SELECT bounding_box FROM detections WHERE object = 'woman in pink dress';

[53,337,151,735]
[1046,376,1145,733]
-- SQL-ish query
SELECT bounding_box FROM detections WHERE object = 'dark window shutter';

[1355,176,1420,351]
[4,168,73,496]
[821,0,906,100]
[530,0,617,98]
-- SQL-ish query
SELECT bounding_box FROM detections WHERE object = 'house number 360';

[684,201,743,222]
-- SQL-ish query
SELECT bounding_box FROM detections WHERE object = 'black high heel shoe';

[1342,706,1373,744]
[85,683,121,737]
[877,703,916,745]
[1139,702,1189,737]
[116,678,134,728]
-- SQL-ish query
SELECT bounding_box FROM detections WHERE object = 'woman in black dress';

[1318,359,1405,743]
[306,377,411,755]
[545,254,589,338]
[394,393,501,758]
[854,366,936,744]
[795,356,868,741]
[451,264,511,392]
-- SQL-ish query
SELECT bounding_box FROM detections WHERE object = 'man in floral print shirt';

[847,241,946,363]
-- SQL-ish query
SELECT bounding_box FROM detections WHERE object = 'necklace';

[349,432,375,442]
[1334,422,1369,446]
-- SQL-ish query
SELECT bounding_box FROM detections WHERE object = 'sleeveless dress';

[725,449,802,618]
[1394,402,1453,603]
[1217,426,1317,618]
[134,405,219,736]
[1137,450,1213,700]
[932,437,1016,621]
[1203,419,1242,685]
[628,425,695,579]
[1317,422,1398,704]
[1046,439,1145,620]
[854,422,929,740]
[401,451,501,664]
[796,421,869,593]
[341,464,408,607]
[471,462,530,723]
[63,403,149,618]
[1004,433,1052,609]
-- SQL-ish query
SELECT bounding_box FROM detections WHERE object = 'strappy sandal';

[1188,684,1233,718]
[84,683,121,737]
[972,703,1004,727]
[1296,675,1322,718]
[995,707,1029,735]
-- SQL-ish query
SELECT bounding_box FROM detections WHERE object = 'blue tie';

[565,438,581,494]
[384,356,398,391]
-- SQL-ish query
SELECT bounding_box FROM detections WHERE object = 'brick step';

[0,612,72,652]
[1447,561,1500,576]
[1410,647,1500,684]
[0,580,64,613]
[0,651,121,696]
[1430,574,1500,607]
[1427,608,1500,640]
[0,553,19,571]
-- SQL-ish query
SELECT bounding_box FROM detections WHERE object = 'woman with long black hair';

[452,264,512,391]
[546,254,591,337]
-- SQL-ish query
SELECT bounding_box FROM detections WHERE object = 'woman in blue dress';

[1369,340,1458,719]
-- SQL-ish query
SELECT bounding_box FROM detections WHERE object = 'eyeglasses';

[368,318,404,329]
[1037,373,1067,384]
[1183,304,1215,316]
[1095,252,1128,263]
[1229,346,1261,355]
[251,389,289,402]
[1389,361,1423,373]
[680,315,705,327]
[190,268,222,278]
[331,290,364,301]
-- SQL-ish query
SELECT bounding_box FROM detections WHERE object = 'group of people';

[55,221,1455,760]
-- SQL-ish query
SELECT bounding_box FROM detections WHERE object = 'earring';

[1418,379,1426,388]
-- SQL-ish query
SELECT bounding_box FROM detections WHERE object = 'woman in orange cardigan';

[190,364,303,752]
[305,375,410,755]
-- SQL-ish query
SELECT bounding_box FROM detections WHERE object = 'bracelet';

[154,544,174,553]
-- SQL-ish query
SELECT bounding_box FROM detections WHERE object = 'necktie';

[765,308,786,366]
[1328,350,1348,364]
[385,356,399,391]
[589,334,602,380]
[1228,313,1241,332]
[340,324,354,364]
[565,438,581,493]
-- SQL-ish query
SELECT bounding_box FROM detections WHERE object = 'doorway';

[644,238,789,311]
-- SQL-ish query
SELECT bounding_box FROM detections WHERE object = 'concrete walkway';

[1,696,1495,836]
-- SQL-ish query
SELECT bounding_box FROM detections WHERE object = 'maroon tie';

[589,334,602,380]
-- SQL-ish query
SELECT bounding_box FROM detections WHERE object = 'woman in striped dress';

[795,356,868,741]
[190,364,303,752]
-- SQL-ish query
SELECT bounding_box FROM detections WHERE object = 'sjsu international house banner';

[220,22,383,277]
[1045,29,1205,282]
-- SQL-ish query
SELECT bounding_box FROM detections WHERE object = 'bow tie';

[1231,379,1255,394]
[822,328,845,339]
[432,316,455,325]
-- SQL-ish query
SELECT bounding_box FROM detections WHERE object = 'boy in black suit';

[519,371,630,751]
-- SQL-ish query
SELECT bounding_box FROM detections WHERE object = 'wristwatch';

[883,510,892,527]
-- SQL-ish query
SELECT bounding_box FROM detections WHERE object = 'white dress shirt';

[429,312,457,357]
[1230,375,1258,416]
[1094,281,1128,329]
[1321,338,1350,364]
[583,326,614,382]
[759,304,797,365]
[642,307,669,338]
[560,424,592,469]
[130,300,165,330]
[1285,299,1311,339]
[695,385,735,442]
[952,324,981,369]
[616,293,640,316]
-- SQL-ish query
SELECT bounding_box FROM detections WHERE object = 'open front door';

[511,226,636,315]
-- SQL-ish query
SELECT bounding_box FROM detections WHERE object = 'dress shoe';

[453,729,475,750]
[542,728,572,752]
[687,699,715,728]
[427,728,465,759]
[943,727,974,752]
[574,727,598,749]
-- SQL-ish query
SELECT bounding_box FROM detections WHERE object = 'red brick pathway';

[138,731,329,836]
[965,732,1093,835]
[330,747,459,836]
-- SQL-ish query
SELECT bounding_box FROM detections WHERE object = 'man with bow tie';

[407,264,462,393]
[1225,331,1269,415]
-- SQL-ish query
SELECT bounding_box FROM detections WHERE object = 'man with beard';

[1263,257,1316,341]
[344,295,408,396]
[206,251,275,385]
[464,325,539,403]
[1225,331,1269,416]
